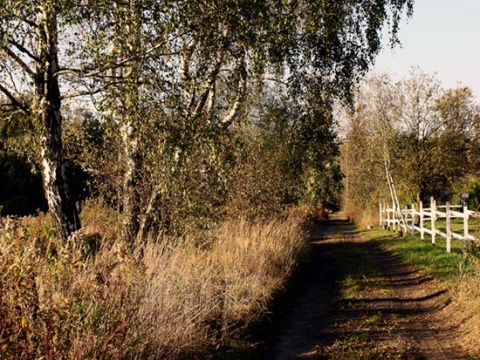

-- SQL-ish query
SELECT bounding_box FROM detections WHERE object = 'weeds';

[0,204,311,359]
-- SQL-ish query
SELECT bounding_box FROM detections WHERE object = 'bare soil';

[267,214,467,360]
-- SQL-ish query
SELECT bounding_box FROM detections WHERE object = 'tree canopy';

[1,0,414,242]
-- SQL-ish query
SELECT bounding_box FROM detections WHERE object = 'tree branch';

[264,76,289,87]
[181,38,197,108]
[60,81,125,100]
[3,46,35,79]
[54,38,179,78]
[8,38,41,63]
[191,49,226,118]
[0,83,30,115]
[221,52,247,129]
[22,16,38,29]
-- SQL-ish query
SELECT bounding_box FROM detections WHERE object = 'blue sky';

[372,0,480,99]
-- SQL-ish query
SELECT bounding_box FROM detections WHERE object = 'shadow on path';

[267,214,466,360]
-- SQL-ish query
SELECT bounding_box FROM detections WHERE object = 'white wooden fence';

[379,197,478,253]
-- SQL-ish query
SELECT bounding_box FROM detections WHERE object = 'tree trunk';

[120,121,141,243]
[113,1,143,245]
[35,4,80,241]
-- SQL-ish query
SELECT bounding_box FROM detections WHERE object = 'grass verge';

[362,228,468,285]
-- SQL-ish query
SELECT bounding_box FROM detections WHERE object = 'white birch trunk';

[35,4,80,241]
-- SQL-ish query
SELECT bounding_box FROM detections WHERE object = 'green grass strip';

[362,228,472,285]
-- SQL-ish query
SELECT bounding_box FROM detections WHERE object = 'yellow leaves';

[20,314,27,329]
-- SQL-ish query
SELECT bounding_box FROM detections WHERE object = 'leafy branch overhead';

[0,0,414,242]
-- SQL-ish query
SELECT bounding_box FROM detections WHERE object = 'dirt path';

[268,214,466,359]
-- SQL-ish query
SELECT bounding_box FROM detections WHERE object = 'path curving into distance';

[268,214,466,360]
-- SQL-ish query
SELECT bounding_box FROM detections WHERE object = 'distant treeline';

[342,70,480,219]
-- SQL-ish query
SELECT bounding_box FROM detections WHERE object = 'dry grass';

[0,203,311,359]
[452,255,480,357]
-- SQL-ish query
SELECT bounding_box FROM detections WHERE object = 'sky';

[371,0,480,100]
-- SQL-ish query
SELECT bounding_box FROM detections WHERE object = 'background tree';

[341,74,397,216]
[394,69,447,203]
[342,70,480,221]
[435,86,480,207]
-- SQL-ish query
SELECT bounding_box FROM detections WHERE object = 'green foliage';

[0,113,46,214]
[0,109,94,216]
[1,0,414,241]
[0,152,47,215]
[225,90,344,221]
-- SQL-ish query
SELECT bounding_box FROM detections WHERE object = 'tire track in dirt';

[268,214,466,359]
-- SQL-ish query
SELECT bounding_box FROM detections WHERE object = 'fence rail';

[379,197,478,253]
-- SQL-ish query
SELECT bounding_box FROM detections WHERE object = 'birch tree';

[341,74,398,215]
[0,0,81,240]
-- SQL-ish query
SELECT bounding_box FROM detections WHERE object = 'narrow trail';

[268,214,466,359]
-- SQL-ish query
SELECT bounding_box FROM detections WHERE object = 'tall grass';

[0,203,312,359]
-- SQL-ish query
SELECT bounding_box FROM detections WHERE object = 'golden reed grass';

[0,203,312,359]
[452,255,480,357]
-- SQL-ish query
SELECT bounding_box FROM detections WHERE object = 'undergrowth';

[0,202,314,359]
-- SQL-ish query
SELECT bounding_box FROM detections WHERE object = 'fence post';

[393,206,397,233]
[419,201,424,240]
[390,205,396,232]
[411,203,416,236]
[446,201,452,253]
[390,206,394,232]
[464,204,469,241]
[384,202,388,229]
[386,205,390,231]
[379,203,383,228]
[431,197,436,246]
